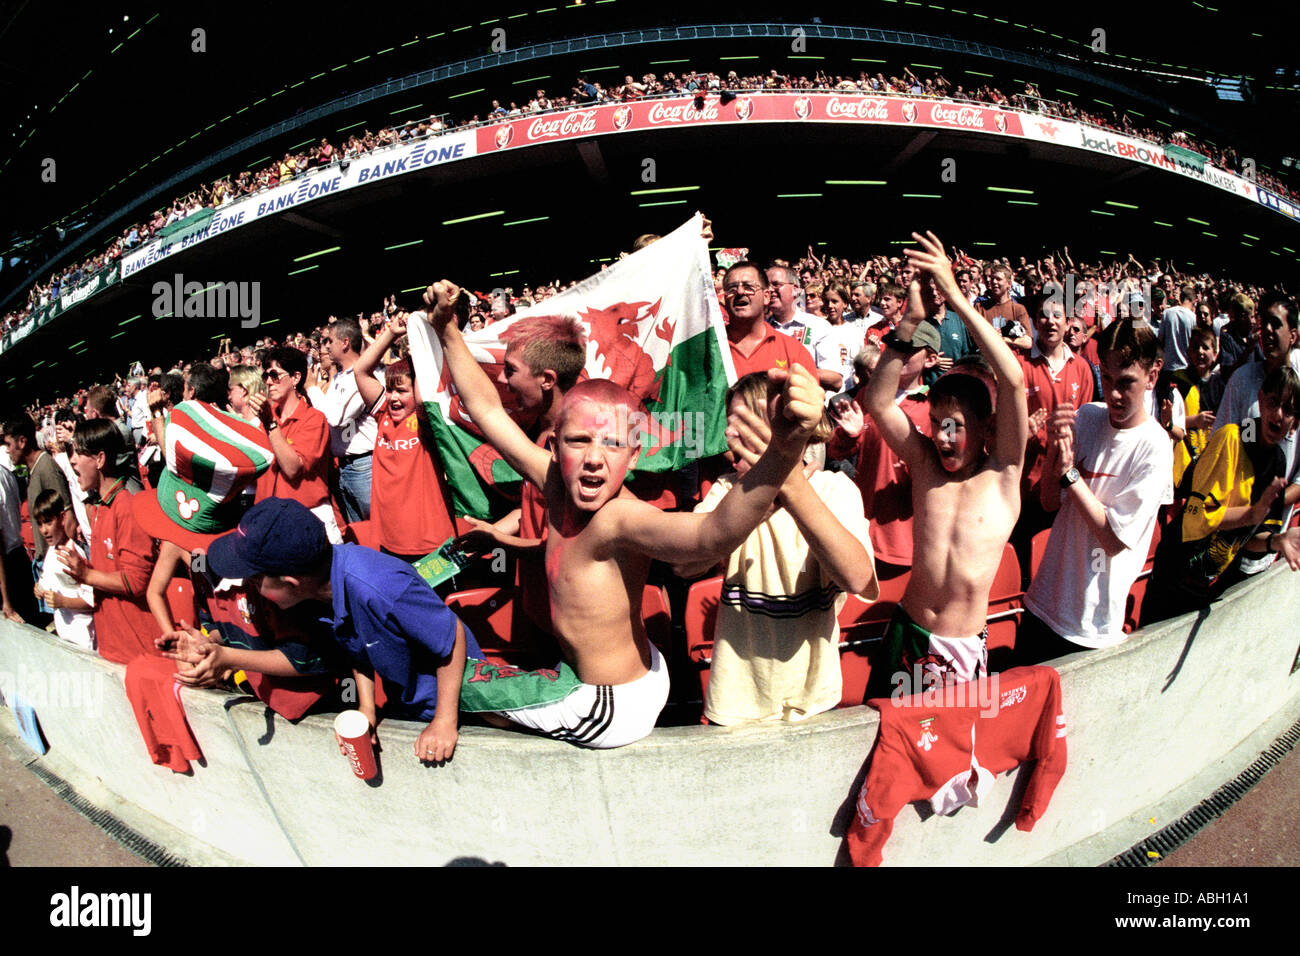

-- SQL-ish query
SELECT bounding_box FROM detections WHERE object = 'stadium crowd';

[2,217,1297,770]
[4,59,1292,342]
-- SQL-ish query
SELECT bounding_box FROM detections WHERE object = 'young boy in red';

[353,312,458,562]
[57,419,160,664]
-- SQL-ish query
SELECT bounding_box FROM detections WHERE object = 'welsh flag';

[407,213,736,519]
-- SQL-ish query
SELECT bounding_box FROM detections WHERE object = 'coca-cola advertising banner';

[476,93,1026,152]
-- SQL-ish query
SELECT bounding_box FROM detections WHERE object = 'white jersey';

[1024,403,1173,647]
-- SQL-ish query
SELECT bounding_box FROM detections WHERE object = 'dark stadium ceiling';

[0,1,1294,270]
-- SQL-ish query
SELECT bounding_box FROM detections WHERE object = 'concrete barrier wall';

[2,564,1297,866]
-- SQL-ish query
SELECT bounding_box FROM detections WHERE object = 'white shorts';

[496,644,669,749]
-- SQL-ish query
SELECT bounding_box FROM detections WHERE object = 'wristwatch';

[1059,466,1081,489]
[266,418,279,432]
[881,329,922,355]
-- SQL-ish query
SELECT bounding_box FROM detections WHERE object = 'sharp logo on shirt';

[378,435,421,452]
[775,359,788,368]
[1080,467,1119,481]
[915,716,939,752]
[102,537,114,559]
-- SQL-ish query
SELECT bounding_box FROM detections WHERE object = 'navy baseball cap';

[207,498,329,580]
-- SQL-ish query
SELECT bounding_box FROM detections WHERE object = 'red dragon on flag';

[408,213,736,519]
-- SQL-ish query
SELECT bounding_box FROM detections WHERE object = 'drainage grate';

[22,760,188,867]
[1107,718,1300,867]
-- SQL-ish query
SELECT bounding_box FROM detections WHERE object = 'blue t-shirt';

[328,544,482,721]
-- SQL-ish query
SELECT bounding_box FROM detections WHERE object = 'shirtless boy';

[425,279,823,748]
[863,232,1029,689]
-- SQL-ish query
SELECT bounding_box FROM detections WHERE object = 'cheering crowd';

[5,53,1293,343]
[1,214,1298,775]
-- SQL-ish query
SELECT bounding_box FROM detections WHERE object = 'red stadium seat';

[444,587,515,665]
[19,499,35,560]
[641,584,672,656]
[683,576,722,702]
[1123,521,1163,633]
[1029,528,1052,583]
[985,543,1024,652]
[837,570,908,708]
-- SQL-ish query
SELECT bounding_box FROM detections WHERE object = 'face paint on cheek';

[606,458,631,489]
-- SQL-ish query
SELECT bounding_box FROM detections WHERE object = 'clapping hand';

[766,363,824,445]
[831,397,866,438]
[1048,402,1078,475]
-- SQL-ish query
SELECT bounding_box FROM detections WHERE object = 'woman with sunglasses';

[248,347,341,543]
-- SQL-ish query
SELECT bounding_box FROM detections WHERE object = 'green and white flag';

[407,213,736,519]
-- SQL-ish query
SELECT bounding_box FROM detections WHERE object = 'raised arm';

[423,280,550,488]
[861,280,934,471]
[906,231,1028,472]
[355,312,405,409]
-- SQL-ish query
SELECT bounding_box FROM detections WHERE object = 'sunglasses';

[262,368,287,382]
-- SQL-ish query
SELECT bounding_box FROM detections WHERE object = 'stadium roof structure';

[0,0,1294,349]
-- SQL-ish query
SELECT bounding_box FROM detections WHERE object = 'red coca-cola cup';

[334,710,377,780]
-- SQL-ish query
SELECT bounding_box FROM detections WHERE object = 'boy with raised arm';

[863,232,1029,689]
[424,279,823,748]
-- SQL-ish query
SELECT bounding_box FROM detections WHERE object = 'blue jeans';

[337,454,373,524]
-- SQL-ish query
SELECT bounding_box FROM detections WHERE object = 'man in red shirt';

[1010,298,1097,581]
[723,261,816,378]
[865,282,907,343]
[250,346,337,542]
[57,420,160,664]
[1020,298,1097,503]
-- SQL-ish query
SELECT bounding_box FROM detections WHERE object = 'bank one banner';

[121,129,478,279]
[1253,183,1300,223]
